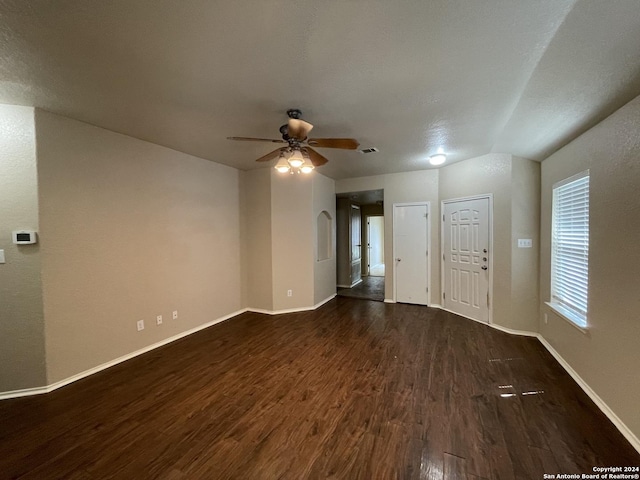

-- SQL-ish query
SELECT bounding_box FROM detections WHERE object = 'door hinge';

[443,214,445,221]
[443,292,446,299]
[424,213,428,218]
[443,254,445,261]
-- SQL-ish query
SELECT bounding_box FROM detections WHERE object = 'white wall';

[36,110,243,384]
[0,104,46,391]
[540,94,640,442]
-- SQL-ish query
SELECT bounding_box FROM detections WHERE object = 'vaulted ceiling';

[1,0,640,179]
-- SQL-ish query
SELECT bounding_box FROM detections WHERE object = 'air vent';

[359,147,379,154]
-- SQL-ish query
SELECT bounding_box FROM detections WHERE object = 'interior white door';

[394,204,428,305]
[443,197,490,323]
[350,205,362,286]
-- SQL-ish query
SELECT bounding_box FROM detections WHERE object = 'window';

[550,170,590,328]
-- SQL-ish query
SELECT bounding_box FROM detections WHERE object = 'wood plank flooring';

[0,298,638,479]
[337,276,385,302]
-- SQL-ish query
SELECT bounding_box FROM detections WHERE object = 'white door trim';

[392,202,431,305]
[440,194,493,324]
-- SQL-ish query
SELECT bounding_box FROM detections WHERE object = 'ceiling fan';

[227,109,360,173]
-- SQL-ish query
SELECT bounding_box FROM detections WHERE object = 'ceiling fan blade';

[227,136,287,143]
[307,138,360,150]
[303,147,329,167]
[256,147,288,163]
[288,118,313,140]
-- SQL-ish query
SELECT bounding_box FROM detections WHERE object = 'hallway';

[337,276,385,302]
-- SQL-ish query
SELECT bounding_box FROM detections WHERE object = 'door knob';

[396,258,401,262]
[483,257,487,261]
[483,249,488,253]
[481,265,488,270]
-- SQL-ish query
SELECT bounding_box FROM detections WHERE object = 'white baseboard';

[0,308,248,401]
[383,299,395,303]
[536,335,640,454]
[337,284,351,289]
[434,305,537,337]
[1,296,340,401]
[0,385,50,400]
[247,294,337,316]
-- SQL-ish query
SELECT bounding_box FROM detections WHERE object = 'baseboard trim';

[0,386,50,400]
[0,308,248,401]
[536,335,640,454]
[247,294,337,316]
[434,305,537,337]
[383,299,395,303]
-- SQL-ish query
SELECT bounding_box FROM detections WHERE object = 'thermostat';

[12,230,38,245]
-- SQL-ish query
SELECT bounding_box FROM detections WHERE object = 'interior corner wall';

[270,170,314,311]
[540,94,640,441]
[312,173,336,305]
[438,154,514,329]
[35,110,243,384]
[510,157,540,332]
[0,104,47,392]
[336,170,439,302]
[242,169,273,311]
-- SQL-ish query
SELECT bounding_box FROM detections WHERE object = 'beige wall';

[36,110,243,384]
[439,154,513,327]
[241,169,273,311]
[270,170,315,311]
[0,105,46,391]
[540,95,640,440]
[510,157,541,332]
[337,156,540,332]
[439,154,540,332]
[312,173,336,305]
[336,170,439,301]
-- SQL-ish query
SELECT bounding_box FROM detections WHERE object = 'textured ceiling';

[1,0,640,179]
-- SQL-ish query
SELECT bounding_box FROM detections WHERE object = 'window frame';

[548,170,590,331]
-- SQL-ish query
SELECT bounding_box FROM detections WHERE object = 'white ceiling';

[1,0,640,179]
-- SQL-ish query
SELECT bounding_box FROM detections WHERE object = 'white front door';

[442,197,490,323]
[394,204,429,305]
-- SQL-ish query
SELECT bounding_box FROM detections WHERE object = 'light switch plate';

[0,249,5,264]
[518,239,532,248]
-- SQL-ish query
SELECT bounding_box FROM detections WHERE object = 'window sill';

[545,302,589,335]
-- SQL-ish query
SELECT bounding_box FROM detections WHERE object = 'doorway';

[441,195,491,323]
[336,189,385,302]
[367,216,385,277]
[393,202,430,305]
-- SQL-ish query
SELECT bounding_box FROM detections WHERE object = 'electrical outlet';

[137,320,145,331]
[156,315,163,325]
[287,289,293,297]
[172,310,178,320]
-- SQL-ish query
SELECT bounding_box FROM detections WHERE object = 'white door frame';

[440,194,494,325]
[392,202,431,305]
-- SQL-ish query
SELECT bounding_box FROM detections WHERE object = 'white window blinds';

[551,171,590,327]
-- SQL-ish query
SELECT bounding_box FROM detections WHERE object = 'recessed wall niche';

[317,210,332,261]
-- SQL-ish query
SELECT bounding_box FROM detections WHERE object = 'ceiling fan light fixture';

[429,153,447,166]
[300,162,314,174]
[288,149,305,168]
[274,154,290,173]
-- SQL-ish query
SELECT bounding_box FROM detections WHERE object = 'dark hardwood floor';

[1,298,638,479]
[337,276,385,302]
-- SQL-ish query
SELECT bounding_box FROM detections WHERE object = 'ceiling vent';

[359,147,379,154]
